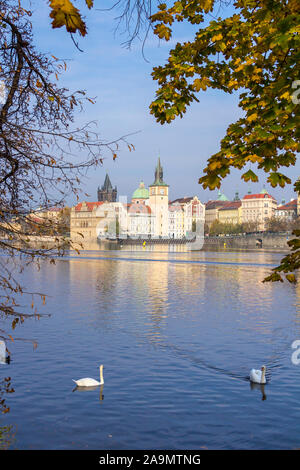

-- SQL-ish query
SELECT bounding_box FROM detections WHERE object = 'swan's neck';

[261,369,266,383]
[100,366,104,384]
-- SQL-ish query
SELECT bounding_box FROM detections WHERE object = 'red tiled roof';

[171,197,194,204]
[243,193,276,201]
[276,199,297,211]
[128,203,151,214]
[75,201,104,211]
[205,200,230,210]
[218,201,242,211]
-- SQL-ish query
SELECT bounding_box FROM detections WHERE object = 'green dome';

[217,190,229,201]
[260,185,268,194]
[132,181,149,200]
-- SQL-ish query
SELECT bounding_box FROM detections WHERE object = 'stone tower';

[97,173,117,202]
[149,157,169,237]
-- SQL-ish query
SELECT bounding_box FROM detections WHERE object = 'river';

[0,247,300,449]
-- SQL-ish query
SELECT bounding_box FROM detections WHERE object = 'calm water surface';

[1,247,300,449]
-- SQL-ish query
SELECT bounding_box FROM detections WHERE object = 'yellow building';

[70,201,105,241]
[205,200,229,228]
[218,201,242,225]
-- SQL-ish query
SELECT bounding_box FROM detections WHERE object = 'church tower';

[97,173,117,202]
[149,158,169,237]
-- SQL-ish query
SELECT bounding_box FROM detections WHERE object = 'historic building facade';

[70,158,205,240]
[275,199,297,220]
[241,187,277,230]
[218,201,242,225]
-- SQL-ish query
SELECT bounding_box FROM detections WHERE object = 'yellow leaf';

[280,91,290,100]
[193,77,210,91]
[235,64,244,72]
[247,113,258,122]
[49,0,87,36]
[211,33,222,41]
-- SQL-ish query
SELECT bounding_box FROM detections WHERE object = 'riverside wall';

[2,232,292,252]
[203,232,292,251]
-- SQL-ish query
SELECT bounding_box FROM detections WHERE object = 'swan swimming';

[0,340,10,365]
[250,365,266,384]
[73,365,104,387]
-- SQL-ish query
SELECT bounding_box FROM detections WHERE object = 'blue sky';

[28,1,299,206]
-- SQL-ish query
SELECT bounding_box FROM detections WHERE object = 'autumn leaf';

[247,113,258,123]
[286,274,297,284]
[49,0,87,36]
[211,33,222,41]
[242,169,259,183]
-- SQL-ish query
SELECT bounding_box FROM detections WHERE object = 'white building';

[128,202,154,238]
[170,196,205,236]
[168,202,185,238]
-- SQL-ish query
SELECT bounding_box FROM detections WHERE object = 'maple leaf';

[49,0,87,36]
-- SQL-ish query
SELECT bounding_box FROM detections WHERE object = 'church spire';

[152,157,168,186]
[97,173,117,202]
[103,173,113,191]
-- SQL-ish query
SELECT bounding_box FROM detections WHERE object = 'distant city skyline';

[90,164,297,209]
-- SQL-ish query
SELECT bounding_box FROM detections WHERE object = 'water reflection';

[250,382,267,401]
[2,249,300,449]
[0,378,15,449]
[73,384,104,401]
[67,249,296,377]
[0,423,16,450]
[0,377,14,415]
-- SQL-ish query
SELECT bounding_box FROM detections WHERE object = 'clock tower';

[149,158,169,237]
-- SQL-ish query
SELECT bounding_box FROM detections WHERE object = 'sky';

[26,0,299,206]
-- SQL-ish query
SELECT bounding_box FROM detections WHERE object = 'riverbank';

[203,231,291,251]
[3,231,292,253]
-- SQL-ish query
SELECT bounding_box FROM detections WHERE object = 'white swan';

[250,365,266,384]
[73,365,104,387]
[0,340,6,364]
[0,340,9,365]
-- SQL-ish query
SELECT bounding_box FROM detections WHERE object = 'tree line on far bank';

[207,217,300,236]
